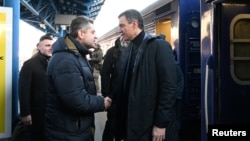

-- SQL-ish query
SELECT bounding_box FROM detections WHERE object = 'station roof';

[1,0,105,36]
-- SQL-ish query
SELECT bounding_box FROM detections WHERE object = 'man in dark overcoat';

[114,9,179,141]
[101,37,129,141]
[17,34,53,141]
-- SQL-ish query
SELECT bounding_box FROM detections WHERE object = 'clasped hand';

[104,97,112,110]
[21,115,32,125]
[152,126,166,141]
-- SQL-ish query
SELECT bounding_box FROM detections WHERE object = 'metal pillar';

[4,0,20,131]
[58,26,64,37]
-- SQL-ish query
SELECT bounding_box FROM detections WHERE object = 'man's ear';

[132,20,138,29]
[36,43,40,49]
[77,29,84,39]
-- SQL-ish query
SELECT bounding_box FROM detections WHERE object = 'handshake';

[103,97,112,110]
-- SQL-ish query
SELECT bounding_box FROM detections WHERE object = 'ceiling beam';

[20,0,57,33]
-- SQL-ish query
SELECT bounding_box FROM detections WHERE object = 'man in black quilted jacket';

[45,16,111,141]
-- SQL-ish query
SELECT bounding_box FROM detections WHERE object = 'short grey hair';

[69,16,93,38]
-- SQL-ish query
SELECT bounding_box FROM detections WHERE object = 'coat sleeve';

[153,40,178,128]
[101,47,114,98]
[18,61,32,116]
[52,59,105,114]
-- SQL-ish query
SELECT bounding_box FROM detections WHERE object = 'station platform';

[0,111,107,141]
[94,111,107,140]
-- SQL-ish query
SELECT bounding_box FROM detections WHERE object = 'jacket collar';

[131,31,145,47]
[65,34,91,56]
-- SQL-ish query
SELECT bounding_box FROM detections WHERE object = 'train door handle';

[205,55,213,133]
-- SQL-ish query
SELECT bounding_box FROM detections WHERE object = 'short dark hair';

[118,9,144,30]
[69,16,93,38]
[39,34,53,42]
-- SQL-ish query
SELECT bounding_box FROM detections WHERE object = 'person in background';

[114,9,179,141]
[17,34,54,141]
[89,43,103,141]
[89,43,103,93]
[173,49,184,139]
[101,37,129,141]
[44,16,111,141]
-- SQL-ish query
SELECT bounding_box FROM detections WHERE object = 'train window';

[230,14,250,85]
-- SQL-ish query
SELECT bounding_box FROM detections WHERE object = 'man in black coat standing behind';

[18,34,54,141]
[115,9,179,141]
[101,37,129,141]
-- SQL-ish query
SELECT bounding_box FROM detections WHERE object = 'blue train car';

[200,0,250,140]
[178,1,201,141]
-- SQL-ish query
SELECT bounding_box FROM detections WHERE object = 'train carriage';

[200,0,250,140]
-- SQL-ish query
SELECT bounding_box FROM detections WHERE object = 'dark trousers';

[102,106,115,141]
[11,120,45,141]
[11,120,28,141]
[91,119,95,141]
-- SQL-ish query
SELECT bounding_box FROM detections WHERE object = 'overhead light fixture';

[39,23,46,29]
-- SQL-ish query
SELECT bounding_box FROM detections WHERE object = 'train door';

[156,19,171,43]
[216,3,250,124]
